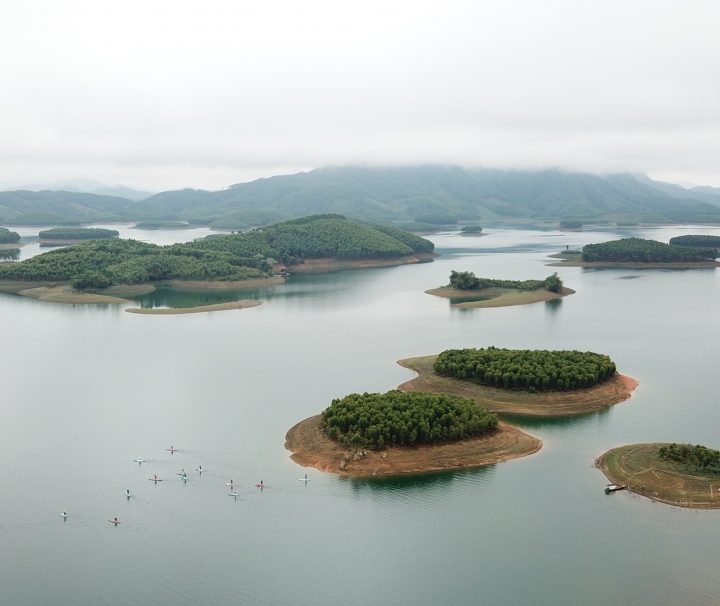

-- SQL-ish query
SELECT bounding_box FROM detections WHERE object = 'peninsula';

[0,215,434,306]
[549,237,720,268]
[427,270,573,309]
[596,443,720,509]
[286,390,541,477]
[0,227,22,249]
[398,348,637,416]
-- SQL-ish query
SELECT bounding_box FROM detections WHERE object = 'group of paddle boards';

[62,447,311,525]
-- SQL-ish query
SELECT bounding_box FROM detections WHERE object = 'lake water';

[1,224,719,606]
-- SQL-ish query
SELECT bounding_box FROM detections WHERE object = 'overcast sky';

[1,0,719,191]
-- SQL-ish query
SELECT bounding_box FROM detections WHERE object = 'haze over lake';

[1,225,719,606]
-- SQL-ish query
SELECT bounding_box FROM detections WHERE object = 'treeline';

[668,235,720,249]
[434,347,616,391]
[38,227,119,240]
[192,215,434,264]
[0,239,271,289]
[659,443,720,474]
[582,238,717,262]
[448,270,563,293]
[460,225,482,233]
[321,390,498,450]
[133,221,191,230]
[0,227,20,243]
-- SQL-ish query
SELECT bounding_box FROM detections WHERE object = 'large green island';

[398,347,637,416]
[427,270,573,308]
[597,443,720,509]
[0,215,435,309]
[285,390,541,477]
[549,237,720,268]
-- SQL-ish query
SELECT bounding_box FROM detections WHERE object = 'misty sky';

[1,0,719,191]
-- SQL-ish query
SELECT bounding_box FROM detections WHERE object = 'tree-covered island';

[426,270,573,309]
[38,227,120,246]
[668,234,720,251]
[549,237,720,268]
[0,215,435,306]
[0,227,21,244]
[398,348,637,416]
[597,443,720,509]
[286,390,541,476]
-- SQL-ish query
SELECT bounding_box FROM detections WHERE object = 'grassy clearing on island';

[596,443,720,509]
[426,286,574,308]
[397,355,637,417]
[285,415,540,477]
[125,299,261,315]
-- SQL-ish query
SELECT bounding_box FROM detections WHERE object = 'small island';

[285,390,541,477]
[133,220,193,230]
[398,348,637,416]
[459,225,485,236]
[0,215,434,307]
[0,227,22,250]
[38,227,120,246]
[549,237,720,268]
[427,270,574,309]
[668,234,720,249]
[596,443,720,509]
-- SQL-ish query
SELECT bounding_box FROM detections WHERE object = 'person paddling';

[109,517,120,525]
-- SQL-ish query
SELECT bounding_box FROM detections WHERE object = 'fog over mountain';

[1,1,720,190]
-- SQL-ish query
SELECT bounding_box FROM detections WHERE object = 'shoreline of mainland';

[596,443,720,509]
[547,252,720,269]
[285,415,541,478]
[426,286,574,308]
[397,355,638,417]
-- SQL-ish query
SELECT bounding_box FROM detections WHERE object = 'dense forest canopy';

[0,215,431,289]
[434,347,616,391]
[659,443,720,474]
[582,238,717,262]
[0,227,20,243]
[38,227,119,240]
[320,390,498,450]
[460,225,483,233]
[0,238,271,289]
[668,235,720,248]
[448,270,563,293]
[191,215,434,264]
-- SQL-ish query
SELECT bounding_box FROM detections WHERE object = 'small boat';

[228,491,240,498]
[134,457,146,464]
[605,484,627,494]
[148,475,163,483]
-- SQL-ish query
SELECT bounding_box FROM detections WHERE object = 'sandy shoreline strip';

[285,415,541,477]
[125,299,262,315]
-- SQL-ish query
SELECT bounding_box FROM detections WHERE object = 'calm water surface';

[1,225,719,605]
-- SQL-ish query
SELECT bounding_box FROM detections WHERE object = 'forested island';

[286,390,541,476]
[398,348,637,416]
[0,227,22,252]
[550,237,720,268]
[427,270,573,308]
[597,443,720,509]
[668,234,720,249]
[38,227,120,246]
[0,215,434,306]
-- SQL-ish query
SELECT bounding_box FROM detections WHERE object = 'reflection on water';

[347,465,494,494]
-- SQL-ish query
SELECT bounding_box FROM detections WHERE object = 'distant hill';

[16,179,153,201]
[2,167,720,227]
[140,167,720,226]
[0,190,136,225]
